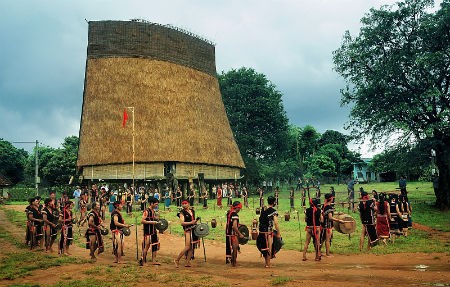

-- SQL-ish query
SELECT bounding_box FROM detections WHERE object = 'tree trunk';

[434,143,450,210]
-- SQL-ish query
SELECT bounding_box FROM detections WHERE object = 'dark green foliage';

[219,67,290,183]
[24,136,79,186]
[0,139,28,183]
[333,0,450,209]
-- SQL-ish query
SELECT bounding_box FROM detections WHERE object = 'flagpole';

[126,107,135,193]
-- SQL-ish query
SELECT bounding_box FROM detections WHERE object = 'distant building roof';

[0,174,13,186]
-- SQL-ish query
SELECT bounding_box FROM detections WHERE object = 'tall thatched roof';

[77,21,244,180]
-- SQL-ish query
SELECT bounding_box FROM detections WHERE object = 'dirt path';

[1,205,449,287]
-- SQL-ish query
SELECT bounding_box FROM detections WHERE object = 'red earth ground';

[0,205,449,287]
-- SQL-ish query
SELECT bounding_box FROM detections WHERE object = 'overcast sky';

[1,0,402,156]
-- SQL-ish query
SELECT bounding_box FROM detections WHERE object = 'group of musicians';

[23,185,411,268]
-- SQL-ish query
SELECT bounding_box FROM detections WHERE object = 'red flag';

[122,108,128,128]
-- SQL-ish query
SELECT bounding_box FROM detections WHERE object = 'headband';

[182,200,189,205]
[233,203,243,209]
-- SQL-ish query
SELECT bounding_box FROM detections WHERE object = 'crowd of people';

[22,178,412,268]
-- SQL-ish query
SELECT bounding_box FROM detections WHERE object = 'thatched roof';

[77,58,245,173]
[77,21,245,180]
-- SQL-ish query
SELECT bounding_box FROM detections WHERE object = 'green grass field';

[3,181,449,256]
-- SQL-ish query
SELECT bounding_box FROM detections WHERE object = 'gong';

[156,219,169,232]
[193,223,209,238]
[122,227,131,236]
[100,227,109,236]
[238,224,249,245]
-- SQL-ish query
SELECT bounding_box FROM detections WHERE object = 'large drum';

[238,225,249,245]
[333,212,356,234]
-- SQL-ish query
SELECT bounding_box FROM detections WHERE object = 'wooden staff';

[135,216,139,260]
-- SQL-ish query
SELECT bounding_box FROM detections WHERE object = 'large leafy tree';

[0,139,28,183]
[333,0,450,209]
[26,136,79,186]
[219,67,290,183]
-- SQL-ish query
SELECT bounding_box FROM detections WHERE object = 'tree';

[333,0,450,209]
[25,136,79,186]
[0,139,28,183]
[298,125,320,162]
[219,67,290,183]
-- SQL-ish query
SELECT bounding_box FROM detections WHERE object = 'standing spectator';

[217,185,223,209]
[399,176,407,196]
[347,178,355,212]
[73,186,81,212]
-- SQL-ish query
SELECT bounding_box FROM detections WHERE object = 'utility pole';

[12,140,40,196]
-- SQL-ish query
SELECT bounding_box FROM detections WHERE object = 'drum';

[284,212,290,221]
[256,207,261,215]
[122,227,131,236]
[211,218,217,228]
[156,219,169,232]
[193,223,209,238]
[238,225,249,245]
[273,230,284,253]
[333,212,356,234]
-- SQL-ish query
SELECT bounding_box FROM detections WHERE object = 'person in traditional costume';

[27,197,44,250]
[174,200,199,268]
[217,185,223,208]
[140,198,160,266]
[164,187,171,211]
[358,191,378,251]
[225,201,245,267]
[99,187,109,220]
[375,192,391,244]
[176,186,183,207]
[388,193,402,240]
[78,191,89,226]
[125,188,133,215]
[398,194,410,236]
[42,198,58,252]
[242,186,249,208]
[59,201,74,255]
[85,201,105,261]
[302,198,323,261]
[201,185,208,209]
[257,196,282,268]
[320,193,344,257]
[25,197,34,246]
[110,201,131,263]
